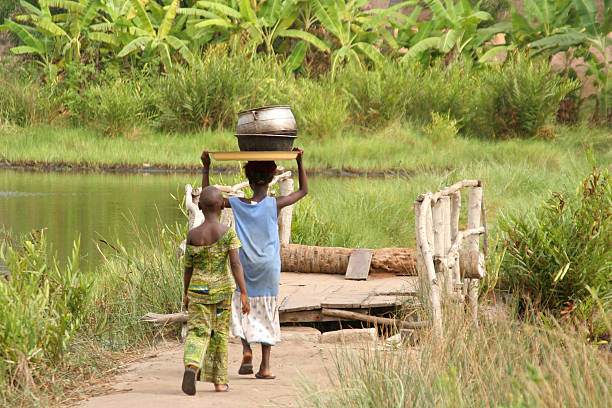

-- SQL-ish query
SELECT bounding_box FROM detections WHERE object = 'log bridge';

[144,172,486,337]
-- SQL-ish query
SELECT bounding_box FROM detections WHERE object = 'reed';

[300,308,612,408]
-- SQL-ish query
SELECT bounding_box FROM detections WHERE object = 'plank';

[374,277,419,296]
[361,295,407,308]
[321,289,371,309]
[280,284,340,313]
[345,249,373,280]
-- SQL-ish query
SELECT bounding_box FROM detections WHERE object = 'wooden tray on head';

[211,151,298,161]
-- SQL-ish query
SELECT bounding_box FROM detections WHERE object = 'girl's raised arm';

[201,150,231,208]
[276,148,308,211]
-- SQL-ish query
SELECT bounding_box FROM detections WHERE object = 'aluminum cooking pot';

[237,105,297,135]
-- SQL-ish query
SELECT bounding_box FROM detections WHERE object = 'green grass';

[1,124,610,173]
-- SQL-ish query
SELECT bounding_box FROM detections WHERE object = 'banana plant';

[191,0,328,57]
[527,0,611,122]
[509,0,577,50]
[313,0,416,77]
[117,0,195,71]
[0,1,68,78]
[401,0,510,63]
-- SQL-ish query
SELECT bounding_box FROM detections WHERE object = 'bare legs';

[240,339,274,378]
[258,344,273,377]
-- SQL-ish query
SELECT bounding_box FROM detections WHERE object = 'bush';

[499,168,612,339]
[65,79,156,137]
[338,62,407,129]
[0,65,60,126]
[471,54,580,138]
[0,231,92,393]
[292,76,349,138]
[422,111,459,143]
[155,50,293,133]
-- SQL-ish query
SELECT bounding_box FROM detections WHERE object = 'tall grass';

[0,231,92,399]
[0,220,184,405]
[87,220,184,349]
[300,309,612,408]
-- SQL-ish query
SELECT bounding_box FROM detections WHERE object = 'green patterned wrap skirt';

[183,297,231,385]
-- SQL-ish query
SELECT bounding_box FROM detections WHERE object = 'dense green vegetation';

[499,168,611,341]
[0,224,186,406]
[0,0,609,136]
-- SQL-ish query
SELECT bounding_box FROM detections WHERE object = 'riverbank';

[1,124,610,174]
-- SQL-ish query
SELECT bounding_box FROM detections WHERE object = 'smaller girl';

[182,186,250,395]
[201,148,308,379]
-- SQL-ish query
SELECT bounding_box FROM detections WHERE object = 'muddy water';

[0,169,201,268]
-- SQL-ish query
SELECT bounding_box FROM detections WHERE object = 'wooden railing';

[414,180,487,337]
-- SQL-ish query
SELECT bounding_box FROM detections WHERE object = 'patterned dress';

[182,228,241,385]
[229,196,282,346]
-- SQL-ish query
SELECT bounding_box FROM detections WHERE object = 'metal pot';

[237,105,297,135]
[235,133,297,151]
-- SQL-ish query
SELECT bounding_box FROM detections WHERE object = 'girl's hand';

[292,147,303,163]
[201,150,211,169]
[183,296,189,311]
[240,292,250,315]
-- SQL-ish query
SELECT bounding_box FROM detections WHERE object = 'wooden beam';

[321,308,427,329]
[140,312,188,326]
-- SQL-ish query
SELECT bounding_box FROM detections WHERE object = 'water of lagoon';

[0,169,205,268]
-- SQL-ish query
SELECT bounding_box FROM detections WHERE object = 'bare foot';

[239,350,254,375]
[214,384,230,392]
[255,370,276,379]
[241,351,252,365]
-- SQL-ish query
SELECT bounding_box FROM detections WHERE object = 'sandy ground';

[78,329,334,408]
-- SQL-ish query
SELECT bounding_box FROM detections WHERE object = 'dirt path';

[78,329,334,408]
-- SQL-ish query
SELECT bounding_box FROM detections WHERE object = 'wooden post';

[432,198,445,261]
[415,195,442,338]
[414,201,428,299]
[441,196,452,296]
[433,196,452,297]
[450,192,461,288]
[278,177,294,244]
[466,185,483,324]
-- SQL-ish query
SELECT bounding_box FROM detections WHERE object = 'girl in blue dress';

[200,148,308,379]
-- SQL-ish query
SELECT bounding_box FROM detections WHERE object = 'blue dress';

[228,196,282,345]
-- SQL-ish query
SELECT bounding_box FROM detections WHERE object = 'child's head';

[198,186,224,213]
[244,161,277,187]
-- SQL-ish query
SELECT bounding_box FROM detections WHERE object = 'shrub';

[155,50,293,133]
[422,111,459,143]
[291,76,349,138]
[338,62,407,129]
[499,168,612,339]
[471,54,580,138]
[65,79,155,137]
[0,65,60,126]
[405,60,477,128]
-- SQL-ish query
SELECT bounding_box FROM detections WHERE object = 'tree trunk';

[280,244,418,275]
